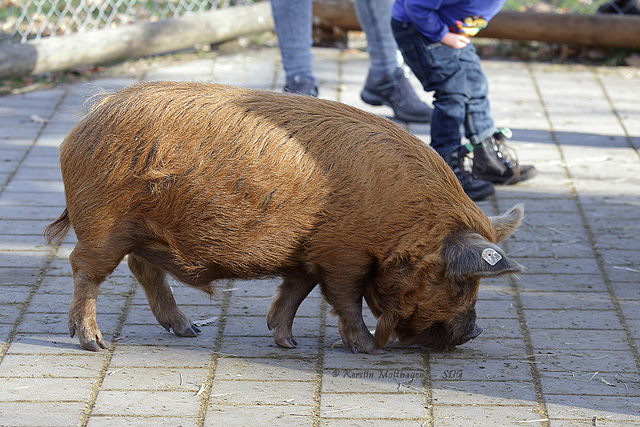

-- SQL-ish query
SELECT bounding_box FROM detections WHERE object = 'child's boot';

[472,128,537,185]
[443,147,495,201]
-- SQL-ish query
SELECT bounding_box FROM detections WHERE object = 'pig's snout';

[457,324,483,345]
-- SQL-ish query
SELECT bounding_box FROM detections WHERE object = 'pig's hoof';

[157,310,199,337]
[267,315,297,349]
[173,324,200,337]
[340,329,379,354]
[274,336,298,349]
[81,337,108,352]
[346,343,383,354]
[70,320,107,351]
[271,325,298,348]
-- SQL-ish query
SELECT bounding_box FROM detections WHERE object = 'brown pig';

[45,81,524,354]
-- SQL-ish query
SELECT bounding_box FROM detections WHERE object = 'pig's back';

[58,82,469,278]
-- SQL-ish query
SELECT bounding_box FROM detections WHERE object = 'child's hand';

[441,32,471,49]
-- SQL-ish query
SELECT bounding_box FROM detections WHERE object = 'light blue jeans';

[270,0,399,84]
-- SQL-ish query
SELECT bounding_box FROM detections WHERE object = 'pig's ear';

[489,204,524,243]
[444,233,522,281]
[373,312,397,351]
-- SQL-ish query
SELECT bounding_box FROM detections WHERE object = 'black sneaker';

[361,68,432,123]
[284,75,318,97]
[443,147,495,201]
[472,128,537,185]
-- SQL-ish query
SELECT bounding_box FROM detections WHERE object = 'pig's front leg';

[321,275,383,354]
[267,273,318,349]
[336,304,383,354]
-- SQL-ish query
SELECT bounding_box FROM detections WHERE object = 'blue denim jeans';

[391,19,495,156]
[271,0,399,84]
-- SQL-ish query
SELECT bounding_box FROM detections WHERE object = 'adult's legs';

[270,0,317,95]
[353,0,398,78]
[357,0,432,122]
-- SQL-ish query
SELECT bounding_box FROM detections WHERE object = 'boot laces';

[491,132,521,184]
[451,148,478,184]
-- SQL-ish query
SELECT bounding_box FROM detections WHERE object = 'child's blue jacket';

[392,0,506,42]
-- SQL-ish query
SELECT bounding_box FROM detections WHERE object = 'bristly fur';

[47,81,524,353]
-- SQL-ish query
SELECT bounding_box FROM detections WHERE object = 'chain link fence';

[0,0,637,45]
[0,0,242,44]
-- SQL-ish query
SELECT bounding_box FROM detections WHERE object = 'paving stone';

[205,405,313,426]
[215,357,316,382]
[323,347,424,370]
[323,367,427,394]
[528,328,631,351]
[430,357,533,382]
[533,350,639,373]
[432,405,542,426]
[227,292,321,317]
[540,371,640,396]
[545,395,640,422]
[431,380,537,406]
[28,291,127,314]
[91,390,201,416]
[0,322,15,342]
[100,366,208,391]
[524,309,623,330]
[0,205,65,221]
[0,353,103,377]
[17,312,121,335]
[208,379,315,406]
[224,314,321,340]
[0,402,87,427]
[109,344,213,368]
[320,392,427,419]
[0,250,49,267]
[0,304,22,325]
[506,238,595,260]
[518,257,602,275]
[515,273,608,293]
[86,416,199,427]
[0,377,94,401]
[611,282,640,302]
[0,283,32,304]
[1,43,640,426]
[117,324,218,348]
[519,291,614,311]
[216,336,319,359]
[124,304,222,326]
[5,333,103,355]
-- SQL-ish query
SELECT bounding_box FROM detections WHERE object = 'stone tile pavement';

[0,43,639,426]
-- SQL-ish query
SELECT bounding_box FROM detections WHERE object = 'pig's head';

[369,204,524,352]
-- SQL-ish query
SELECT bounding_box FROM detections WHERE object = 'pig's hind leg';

[68,242,125,351]
[128,254,200,338]
[267,272,318,349]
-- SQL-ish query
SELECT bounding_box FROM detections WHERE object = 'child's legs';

[459,45,495,144]
[391,19,467,156]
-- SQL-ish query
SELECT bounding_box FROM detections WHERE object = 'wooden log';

[311,0,640,49]
[0,2,274,79]
[481,11,640,49]
[312,0,357,30]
